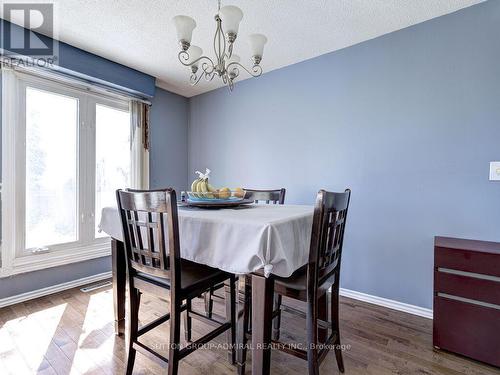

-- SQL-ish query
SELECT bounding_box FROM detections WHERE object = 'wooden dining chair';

[116,188,237,375]
[239,189,351,375]
[244,188,286,205]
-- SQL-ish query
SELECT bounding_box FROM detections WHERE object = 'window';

[25,87,79,249]
[95,103,131,237]
[1,70,136,276]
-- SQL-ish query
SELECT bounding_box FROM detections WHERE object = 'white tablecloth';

[99,204,314,277]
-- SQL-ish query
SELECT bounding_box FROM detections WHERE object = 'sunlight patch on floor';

[1,302,67,374]
[69,291,118,375]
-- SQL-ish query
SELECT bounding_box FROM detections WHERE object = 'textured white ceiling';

[1,0,485,97]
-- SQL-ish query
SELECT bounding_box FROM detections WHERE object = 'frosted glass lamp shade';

[227,54,240,65]
[186,45,202,67]
[249,34,267,58]
[173,15,196,44]
[219,6,243,35]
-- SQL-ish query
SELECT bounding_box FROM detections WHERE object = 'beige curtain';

[130,101,150,189]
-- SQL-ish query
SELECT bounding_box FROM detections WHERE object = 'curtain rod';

[1,57,152,105]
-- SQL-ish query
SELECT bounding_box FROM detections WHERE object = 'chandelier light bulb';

[248,34,267,62]
[219,5,243,36]
[173,15,196,49]
[186,45,203,68]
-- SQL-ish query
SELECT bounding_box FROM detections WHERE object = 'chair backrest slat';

[116,188,180,282]
[308,189,351,291]
[244,188,286,205]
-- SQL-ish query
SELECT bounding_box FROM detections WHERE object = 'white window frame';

[1,69,134,277]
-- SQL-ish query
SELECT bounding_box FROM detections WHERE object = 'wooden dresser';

[433,236,500,367]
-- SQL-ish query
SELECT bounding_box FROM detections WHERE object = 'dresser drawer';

[435,269,500,306]
[433,296,500,367]
[435,247,500,277]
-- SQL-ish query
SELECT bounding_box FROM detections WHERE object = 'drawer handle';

[438,267,500,283]
[438,292,500,311]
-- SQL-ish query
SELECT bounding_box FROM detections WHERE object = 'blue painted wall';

[0,257,110,299]
[150,87,189,192]
[189,0,500,309]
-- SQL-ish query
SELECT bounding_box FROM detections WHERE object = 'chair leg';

[184,299,192,342]
[204,288,214,318]
[225,276,237,365]
[318,293,328,344]
[237,276,252,375]
[168,296,181,375]
[306,297,319,375]
[272,294,282,340]
[125,287,140,375]
[245,275,252,334]
[331,286,344,373]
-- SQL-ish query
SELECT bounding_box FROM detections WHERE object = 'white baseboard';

[340,288,433,319]
[0,271,112,309]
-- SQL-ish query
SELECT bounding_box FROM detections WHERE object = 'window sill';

[0,240,111,278]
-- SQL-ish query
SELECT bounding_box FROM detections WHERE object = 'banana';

[198,179,216,199]
[190,170,217,199]
[199,179,208,193]
[191,178,200,192]
[200,179,211,198]
[192,178,203,197]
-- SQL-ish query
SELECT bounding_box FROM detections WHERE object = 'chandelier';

[173,0,267,91]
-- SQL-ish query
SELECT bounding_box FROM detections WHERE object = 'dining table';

[99,202,314,375]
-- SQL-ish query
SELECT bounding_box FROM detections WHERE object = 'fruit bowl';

[187,190,246,202]
[189,169,246,203]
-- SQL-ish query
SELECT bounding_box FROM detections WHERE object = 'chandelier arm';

[190,72,205,86]
[188,61,217,86]
[178,51,216,70]
[225,43,233,60]
[226,62,263,78]
[221,28,227,64]
[213,16,227,67]
[204,71,216,81]
[226,71,235,91]
[190,67,217,86]
[201,61,215,75]
[213,19,220,63]
[230,67,240,79]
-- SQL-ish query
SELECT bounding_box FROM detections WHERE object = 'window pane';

[25,87,78,249]
[95,104,131,237]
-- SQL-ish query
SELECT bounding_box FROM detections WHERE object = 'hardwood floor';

[0,282,499,375]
